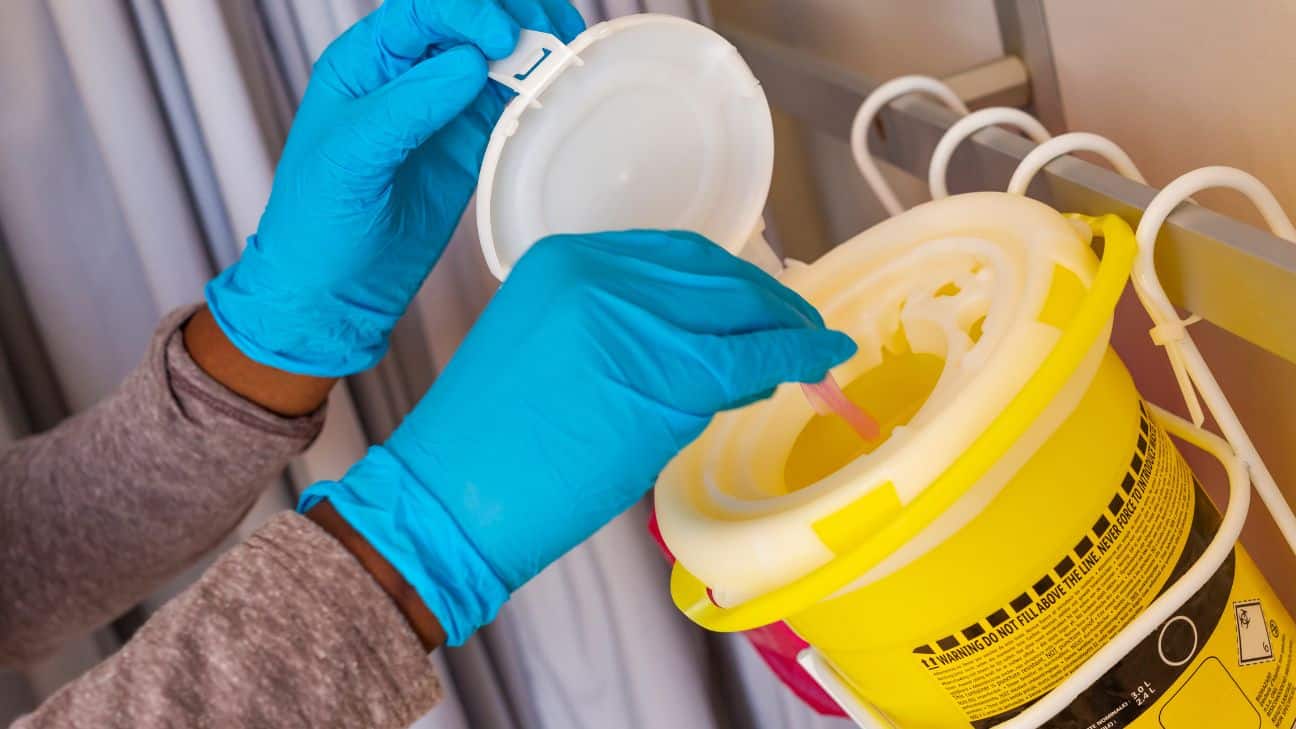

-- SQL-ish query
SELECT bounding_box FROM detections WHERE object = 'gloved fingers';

[358,0,583,172]
[496,0,559,36]
[558,230,827,328]
[388,0,520,59]
[317,0,519,97]
[397,94,500,210]
[494,0,586,44]
[687,327,857,413]
[637,270,824,336]
[699,257,828,330]
[728,386,778,410]
[534,0,587,42]
[347,45,490,170]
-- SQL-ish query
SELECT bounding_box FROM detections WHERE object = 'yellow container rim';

[671,214,1138,632]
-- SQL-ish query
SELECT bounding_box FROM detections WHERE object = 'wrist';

[183,305,335,417]
[298,447,511,646]
[204,245,396,377]
[305,499,446,652]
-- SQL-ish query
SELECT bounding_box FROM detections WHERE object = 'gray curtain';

[0,0,845,727]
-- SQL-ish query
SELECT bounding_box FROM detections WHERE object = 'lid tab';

[487,29,581,107]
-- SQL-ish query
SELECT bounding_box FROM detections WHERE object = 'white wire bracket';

[1006,132,1146,195]
[1005,131,1147,241]
[801,403,1252,729]
[1004,135,1226,426]
[928,107,1051,200]
[993,168,1296,726]
[1006,132,1198,207]
[1133,166,1296,557]
[821,133,1296,726]
[851,76,969,217]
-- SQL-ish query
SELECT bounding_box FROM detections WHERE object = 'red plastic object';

[646,507,847,717]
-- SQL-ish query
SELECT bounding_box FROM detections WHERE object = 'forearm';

[185,309,446,647]
[12,513,441,729]
[0,306,326,665]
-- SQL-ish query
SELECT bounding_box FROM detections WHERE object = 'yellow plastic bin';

[655,192,1296,728]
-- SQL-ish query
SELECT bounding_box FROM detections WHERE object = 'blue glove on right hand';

[300,230,856,645]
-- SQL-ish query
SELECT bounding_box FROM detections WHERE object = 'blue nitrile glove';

[299,230,858,644]
[206,0,586,376]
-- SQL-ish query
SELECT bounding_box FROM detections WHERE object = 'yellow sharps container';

[656,192,1296,729]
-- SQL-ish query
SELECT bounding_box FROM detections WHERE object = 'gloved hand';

[206,0,586,376]
[299,230,857,644]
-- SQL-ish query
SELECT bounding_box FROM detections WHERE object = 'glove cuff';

[205,247,390,377]
[297,446,510,646]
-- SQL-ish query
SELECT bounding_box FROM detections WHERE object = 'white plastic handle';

[850,76,969,217]
[1006,132,1146,195]
[486,28,581,106]
[1132,166,1296,558]
[928,108,1051,200]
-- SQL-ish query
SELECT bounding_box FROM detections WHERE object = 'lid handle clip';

[487,29,581,108]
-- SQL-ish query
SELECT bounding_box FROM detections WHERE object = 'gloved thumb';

[350,44,489,172]
[699,327,857,413]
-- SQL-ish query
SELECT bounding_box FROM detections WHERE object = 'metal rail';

[722,25,1296,366]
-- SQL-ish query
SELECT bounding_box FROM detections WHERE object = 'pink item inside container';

[800,374,880,441]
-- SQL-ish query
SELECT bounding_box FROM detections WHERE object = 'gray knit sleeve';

[12,513,442,728]
[0,305,325,664]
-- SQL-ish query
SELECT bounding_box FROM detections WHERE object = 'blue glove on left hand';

[206,0,585,376]
[300,230,857,645]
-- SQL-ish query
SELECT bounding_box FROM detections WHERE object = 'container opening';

[783,334,945,492]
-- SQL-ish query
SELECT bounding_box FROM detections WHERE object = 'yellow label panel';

[914,407,1192,722]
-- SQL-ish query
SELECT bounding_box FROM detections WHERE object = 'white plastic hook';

[1133,165,1296,556]
[1006,132,1146,195]
[928,108,1051,200]
[850,76,969,217]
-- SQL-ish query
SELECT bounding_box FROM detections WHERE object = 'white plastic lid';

[477,15,775,281]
